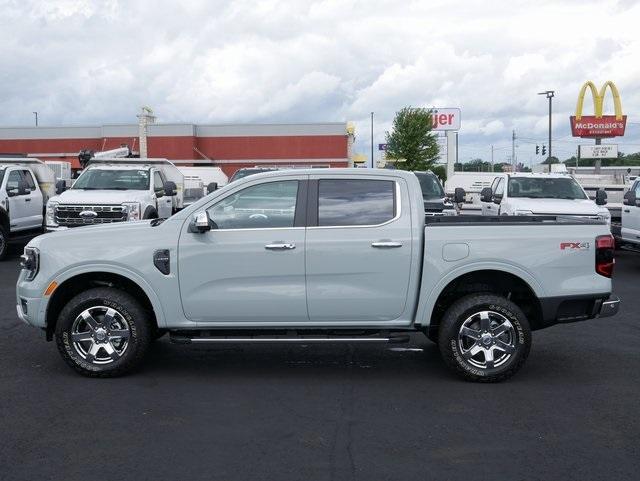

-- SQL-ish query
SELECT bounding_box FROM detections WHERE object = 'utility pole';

[33,112,38,127]
[370,112,374,169]
[511,130,516,172]
[538,90,555,172]
[491,144,494,172]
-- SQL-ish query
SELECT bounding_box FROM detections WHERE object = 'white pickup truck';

[480,173,611,224]
[46,158,184,231]
[0,158,56,260]
[612,180,640,252]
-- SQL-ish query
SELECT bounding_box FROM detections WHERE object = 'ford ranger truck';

[16,169,619,382]
[45,158,183,231]
[0,158,56,260]
[480,173,611,225]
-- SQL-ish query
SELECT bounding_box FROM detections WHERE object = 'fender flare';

[42,263,168,328]
[415,261,545,327]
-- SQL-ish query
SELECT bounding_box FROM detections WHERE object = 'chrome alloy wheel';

[71,306,131,365]
[457,310,516,369]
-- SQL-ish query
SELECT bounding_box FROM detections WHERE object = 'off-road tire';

[55,287,152,377]
[438,293,531,383]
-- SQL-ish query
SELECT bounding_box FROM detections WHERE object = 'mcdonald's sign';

[570,81,626,138]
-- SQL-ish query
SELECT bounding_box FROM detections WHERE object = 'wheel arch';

[45,267,165,340]
[420,267,544,337]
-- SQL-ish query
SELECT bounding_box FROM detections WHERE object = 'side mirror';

[454,187,466,204]
[163,181,177,197]
[595,189,607,206]
[6,187,19,197]
[55,179,67,195]
[207,182,218,194]
[480,187,493,203]
[624,190,637,206]
[189,211,213,233]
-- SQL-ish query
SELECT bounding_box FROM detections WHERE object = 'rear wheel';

[55,287,152,377]
[438,293,531,382]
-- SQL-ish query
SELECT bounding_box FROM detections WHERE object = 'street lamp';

[537,90,554,172]
[370,112,374,168]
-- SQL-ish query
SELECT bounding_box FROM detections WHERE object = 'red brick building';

[0,122,352,177]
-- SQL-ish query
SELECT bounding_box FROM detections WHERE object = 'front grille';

[55,205,126,227]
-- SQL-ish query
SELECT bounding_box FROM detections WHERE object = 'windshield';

[415,172,445,199]
[0,167,5,186]
[230,169,274,183]
[72,169,150,190]
[507,177,587,200]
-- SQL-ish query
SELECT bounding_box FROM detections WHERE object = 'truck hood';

[509,198,607,215]
[51,189,149,205]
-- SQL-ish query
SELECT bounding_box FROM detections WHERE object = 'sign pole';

[370,112,374,169]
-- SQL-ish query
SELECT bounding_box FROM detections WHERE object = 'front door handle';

[624,210,630,213]
[371,241,403,248]
[265,243,296,250]
[25,198,31,202]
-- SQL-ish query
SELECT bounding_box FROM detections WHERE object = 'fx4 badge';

[560,242,590,250]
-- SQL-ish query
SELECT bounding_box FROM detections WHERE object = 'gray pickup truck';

[16,169,619,382]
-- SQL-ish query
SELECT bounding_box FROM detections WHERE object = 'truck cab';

[46,159,183,231]
[480,173,610,224]
[0,159,56,259]
[413,171,457,216]
[616,180,640,251]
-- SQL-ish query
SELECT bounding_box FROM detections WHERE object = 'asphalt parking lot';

[1,245,639,481]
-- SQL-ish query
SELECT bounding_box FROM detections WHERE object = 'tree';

[385,107,439,171]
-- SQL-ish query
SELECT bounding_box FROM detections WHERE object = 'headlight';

[20,247,39,281]
[122,202,141,221]
[442,208,457,216]
[515,210,534,216]
[598,211,611,226]
[45,201,58,227]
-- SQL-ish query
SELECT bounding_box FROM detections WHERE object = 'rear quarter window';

[318,179,396,226]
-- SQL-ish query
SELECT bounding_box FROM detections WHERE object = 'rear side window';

[318,179,395,227]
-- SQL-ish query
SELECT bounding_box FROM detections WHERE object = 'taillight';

[595,234,615,278]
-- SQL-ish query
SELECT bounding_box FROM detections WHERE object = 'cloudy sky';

[2,0,640,166]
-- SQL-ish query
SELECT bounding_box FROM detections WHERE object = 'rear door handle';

[265,243,296,250]
[371,241,403,248]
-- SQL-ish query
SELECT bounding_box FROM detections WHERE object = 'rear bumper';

[538,294,620,329]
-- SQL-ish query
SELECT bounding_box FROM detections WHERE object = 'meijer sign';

[430,108,461,131]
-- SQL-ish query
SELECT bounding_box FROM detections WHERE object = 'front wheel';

[438,294,531,382]
[55,287,152,377]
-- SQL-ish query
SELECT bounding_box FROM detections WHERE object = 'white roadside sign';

[580,144,618,159]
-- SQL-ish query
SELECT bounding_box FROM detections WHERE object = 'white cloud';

[1,0,639,163]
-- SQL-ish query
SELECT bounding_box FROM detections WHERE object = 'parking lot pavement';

[1,247,639,481]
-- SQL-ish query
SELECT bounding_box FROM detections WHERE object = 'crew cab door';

[153,170,173,218]
[21,170,44,228]
[305,175,413,322]
[622,181,640,242]
[4,169,37,231]
[482,177,503,216]
[178,176,308,323]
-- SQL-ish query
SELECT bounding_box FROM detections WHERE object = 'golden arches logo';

[575,80,623,121]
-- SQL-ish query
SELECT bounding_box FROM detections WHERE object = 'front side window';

[7,170,21,191]
[508,177,587,200]
[73,169,150,190]
[153,171,164,193]
[495,178,505,197]
[207,180,298,229]
[22,170,36,190]
[633,181,640,196]
[318,179,395,227]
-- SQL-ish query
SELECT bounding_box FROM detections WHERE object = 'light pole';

[538,90,554,172]
[33,111,38,127]
[370,112,374,168]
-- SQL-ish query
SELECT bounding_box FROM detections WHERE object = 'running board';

[170,332,410,345]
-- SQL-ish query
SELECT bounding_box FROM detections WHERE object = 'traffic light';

[542,145,547,156]
[536,145,539,155]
